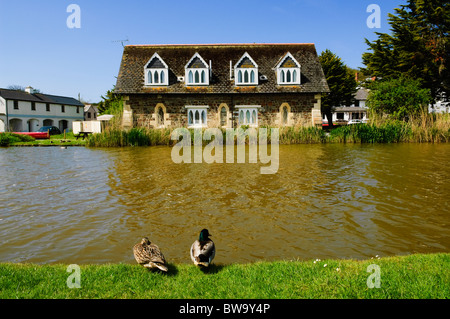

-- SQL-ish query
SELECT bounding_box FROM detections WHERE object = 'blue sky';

[0,0,401,102]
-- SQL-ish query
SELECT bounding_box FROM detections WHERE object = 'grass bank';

[1,132,86,147]
[1,253,448,299]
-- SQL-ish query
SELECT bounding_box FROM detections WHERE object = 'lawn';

[7,132,87,147]
[0,253,448,299]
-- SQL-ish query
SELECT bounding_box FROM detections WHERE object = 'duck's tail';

[145,262,168,272]
[194,256,210,268]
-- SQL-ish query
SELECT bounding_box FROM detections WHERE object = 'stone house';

[0,86,84,132]
[114,43,329,129]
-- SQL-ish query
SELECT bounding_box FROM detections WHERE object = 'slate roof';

[0,88,84,106]
[355,87,369,100]
[115,43,329,94]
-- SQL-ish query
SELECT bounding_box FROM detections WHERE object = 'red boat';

[14,132,50,139]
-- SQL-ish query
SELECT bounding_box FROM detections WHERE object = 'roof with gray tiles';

[0,88,84,106]
[115,43,330,94]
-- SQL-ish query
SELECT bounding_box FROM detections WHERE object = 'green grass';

[1,253,448,299]
[3,132,87,147]
[0,133,36,146]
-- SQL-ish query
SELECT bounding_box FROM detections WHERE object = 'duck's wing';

[190,240,201,263]
[201,240,215,263]
[133,243,151,264]
[147,243,167,265]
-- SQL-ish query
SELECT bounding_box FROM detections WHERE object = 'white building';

[323,87,370,124]
[0,86,84,132]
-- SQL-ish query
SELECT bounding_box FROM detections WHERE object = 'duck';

[190,229,215,268]
[133,237,168,272]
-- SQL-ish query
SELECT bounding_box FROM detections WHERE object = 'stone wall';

[122,93,321,129]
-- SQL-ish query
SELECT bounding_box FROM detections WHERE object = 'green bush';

[0,133,35,146]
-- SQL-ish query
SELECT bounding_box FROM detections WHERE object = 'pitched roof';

[115,43,329,94]
[355,87,369,100]
[0,88,84,106]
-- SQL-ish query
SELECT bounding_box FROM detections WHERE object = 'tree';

[362,0,450,100]
[7,85,42,93]
[367,76,431,119]
[97,87,122,115]
[319,49,358,127]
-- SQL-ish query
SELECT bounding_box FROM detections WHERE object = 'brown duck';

[133,237,168,272]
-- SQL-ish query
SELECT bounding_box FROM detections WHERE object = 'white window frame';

[234,52,258,86]
[144,52,169,86]
[186,105,209,128]
[276,52,301,85]
[185,52,210,86]
[236,105,261,127]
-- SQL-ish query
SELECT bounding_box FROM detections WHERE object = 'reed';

[86,111,449,147]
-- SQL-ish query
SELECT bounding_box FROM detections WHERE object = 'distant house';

[114,43,330,129]
[429,94,449,113]
[324,87,370,123]
[84,104,98,121]
[0,86,84,133]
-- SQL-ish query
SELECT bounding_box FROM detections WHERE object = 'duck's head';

[199,229,211,241]
[141,237,151,245]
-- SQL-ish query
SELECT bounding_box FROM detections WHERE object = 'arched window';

[145,53,169,86]
[250,70,255,83]
[236,106,259,126]
[195,110,200,125]
[220,107,227,126]
[276,52,301,85]
[185,52,210,86]
[186,106,208,127]
[195,71,200,83]
[244,70,249,83]
[282,107,288,125]
[238,70,242,83]
[202,110,206,124]
[157,107,165,127]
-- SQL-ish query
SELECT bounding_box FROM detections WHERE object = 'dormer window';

[234,52,258,86]
[276,52,301,85]
[185,52,209,86]
[145,53,169,86]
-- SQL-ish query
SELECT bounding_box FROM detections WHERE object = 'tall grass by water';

[85,112,450,147]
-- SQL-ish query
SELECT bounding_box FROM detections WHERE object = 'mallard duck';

[190,229,215,268]
[133,237,168,272]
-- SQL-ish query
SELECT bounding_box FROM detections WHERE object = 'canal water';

[0,144,449,264]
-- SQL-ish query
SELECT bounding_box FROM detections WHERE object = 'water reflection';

[0,144,449,265]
